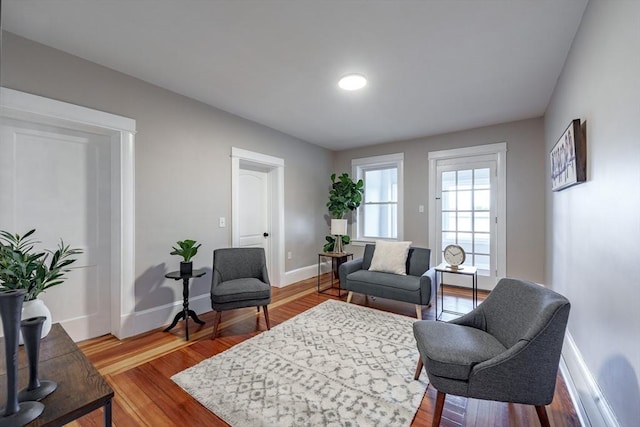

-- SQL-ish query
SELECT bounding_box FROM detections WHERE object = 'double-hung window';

[352,153,404,241]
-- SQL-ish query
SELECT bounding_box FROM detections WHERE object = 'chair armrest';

[261,265,271,285]
[468,338,559,405]
[339,257,364,285]
[211,269,222,289]
[419,268,436,305]
[448,307,487,330]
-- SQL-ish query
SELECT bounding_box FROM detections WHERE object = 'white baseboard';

[277,261,331,287]
[116,262,332,338]
[561,331,620,427]
[116,293,211,339]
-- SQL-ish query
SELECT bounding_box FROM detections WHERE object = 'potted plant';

[324,172,364,253]
[0,229,82,340]
[170,239,201,275]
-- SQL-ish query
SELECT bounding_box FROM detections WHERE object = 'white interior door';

[231,148,284,286]
[238,167,271,266]
[0,117,112,341]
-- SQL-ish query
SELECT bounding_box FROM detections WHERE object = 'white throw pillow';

[368,241,412,275]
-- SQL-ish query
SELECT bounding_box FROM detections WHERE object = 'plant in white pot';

[0,229,82,341]
[170,239,201,275]
[324,173,364,253]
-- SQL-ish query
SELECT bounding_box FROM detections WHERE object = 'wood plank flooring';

[68,275,580,427]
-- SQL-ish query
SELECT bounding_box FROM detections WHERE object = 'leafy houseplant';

[0,229,82,301]
[324,173,364,253]
[327,173,364,220]
[170,239,201,275]
[0,229,82,341]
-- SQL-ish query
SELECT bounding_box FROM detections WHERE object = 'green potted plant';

[0,229,82,340]
[170,239,201,275]
[324,173,364,253]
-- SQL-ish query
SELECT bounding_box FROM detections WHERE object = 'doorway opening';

[0,87,135,340]
[231,147,284,286]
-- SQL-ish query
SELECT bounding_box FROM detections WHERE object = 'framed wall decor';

[550,119,586,191]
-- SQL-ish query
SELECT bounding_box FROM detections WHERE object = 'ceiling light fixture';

[338,74,367,91]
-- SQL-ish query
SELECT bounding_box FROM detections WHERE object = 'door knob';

[263,232,269,237]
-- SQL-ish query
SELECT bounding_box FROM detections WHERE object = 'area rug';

[172,300,428,426]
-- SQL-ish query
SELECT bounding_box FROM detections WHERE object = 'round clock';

[443,244,465,269]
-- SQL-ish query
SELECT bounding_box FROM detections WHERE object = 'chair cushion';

[348,270,421,291]
[414,321,506,380]
[345,270,422,304]
[211,278,271,304]
[368,240,412,275]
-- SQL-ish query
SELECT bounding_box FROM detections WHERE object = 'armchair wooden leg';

[211,311,222,340]
[414,358,424,380]
[535,405,551,427]
[346,291,353,304]
[262,305,271,330]
[415,305,423,319]
[432,390,446,427]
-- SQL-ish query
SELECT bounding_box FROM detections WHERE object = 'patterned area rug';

[172,300,428,426]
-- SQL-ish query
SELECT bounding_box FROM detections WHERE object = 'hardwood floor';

[68,275,580,427]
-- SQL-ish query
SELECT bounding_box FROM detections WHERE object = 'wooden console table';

[0,324,114,426]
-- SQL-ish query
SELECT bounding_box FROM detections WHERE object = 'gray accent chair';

[339,244,435,319]
[210,248,272,339]
[413,278,571,427]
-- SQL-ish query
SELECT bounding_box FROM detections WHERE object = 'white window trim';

[428,143,507,282]
[352,153,404,244]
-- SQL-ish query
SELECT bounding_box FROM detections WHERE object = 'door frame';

[428,143,507,290]
[0,87,136,339]
[231,147,284,286]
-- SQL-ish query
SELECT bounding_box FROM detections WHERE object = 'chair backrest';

[361,244,431,277]
[212,248,270,284]
[479,278,570,349]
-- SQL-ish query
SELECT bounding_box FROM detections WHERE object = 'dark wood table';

[0,323,114,426]
[163,269,206,340]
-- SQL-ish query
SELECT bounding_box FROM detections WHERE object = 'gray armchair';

[413,278,570,427]
[210,248,272,339]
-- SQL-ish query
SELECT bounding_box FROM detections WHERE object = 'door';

[435,159,498,289]
[238,167,271,265]
[0,117,112,341]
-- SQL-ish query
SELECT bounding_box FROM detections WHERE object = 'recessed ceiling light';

[338,74,367,91]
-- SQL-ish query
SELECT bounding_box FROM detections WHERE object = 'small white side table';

[434,262,478,321]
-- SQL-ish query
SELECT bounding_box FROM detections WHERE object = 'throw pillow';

[368,241,412,275]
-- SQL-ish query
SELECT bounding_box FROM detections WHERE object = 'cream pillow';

[368,241,412,275]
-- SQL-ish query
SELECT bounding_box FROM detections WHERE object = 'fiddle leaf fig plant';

[323,235,351,253]
[324,173,364,252]
[170,239,201,262]
[0,229,82,301]
[326,173,364,219]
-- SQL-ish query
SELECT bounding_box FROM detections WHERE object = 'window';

[440,166,493,272]
[352,153,404,241]
[428,143,506,290]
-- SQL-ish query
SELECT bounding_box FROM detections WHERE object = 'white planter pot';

[20,298,52,345]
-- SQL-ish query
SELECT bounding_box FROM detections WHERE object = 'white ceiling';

[1,0,588,150]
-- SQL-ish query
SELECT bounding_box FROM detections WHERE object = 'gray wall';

[334,118,547,283]
[1,32,332,311]
[544,1,640,426]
